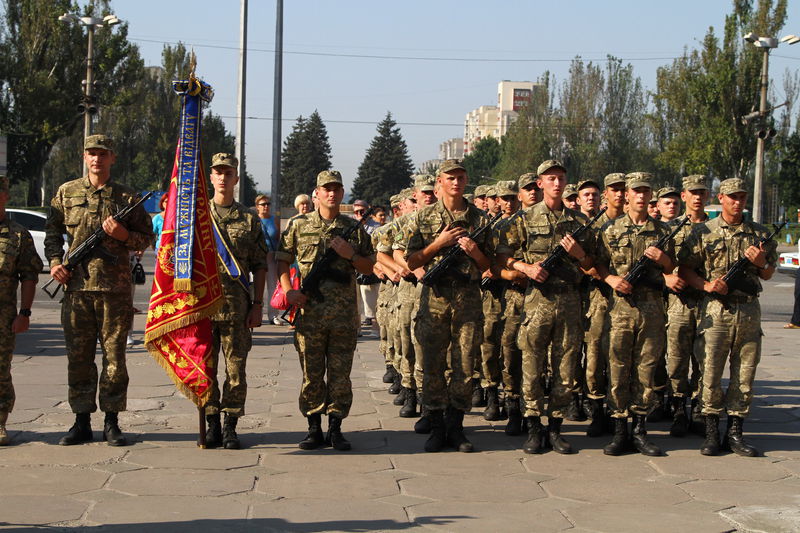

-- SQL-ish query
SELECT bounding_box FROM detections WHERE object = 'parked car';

[778,241,799,277]
[6,208,67,270]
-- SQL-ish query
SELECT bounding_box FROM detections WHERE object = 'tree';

[775,130,800,214]
[351,112,413,207]
[280,110,332,205]
[462,136,500,184]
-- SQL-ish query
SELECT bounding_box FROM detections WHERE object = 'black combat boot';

[203,413,222,448]
[59,413,93,446]
[388,373,402,395]
[424,409,446,452]
[566,393,587,422]
[399,388,418,418]
[546,417,574,454]
[723,416,758,457]
[471,379,486,407]
[700,414,720,456]
[603,417,629,456]
[326,415,351,451]
[222,414,241,449]
[103,412,127,447]
[393,386,407,406]
[483,386,502,421]
[445,407,474,453]
[631,414,662,456]
[382,364,396,384]
[586,399,605,437]
[522,416,546,454]
[646,392,666,423]
[504,398,523,436]
[414,394,431,434]
[298,413,325,450]
[669,396,689,437]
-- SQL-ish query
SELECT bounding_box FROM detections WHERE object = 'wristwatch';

[18,308,31,317]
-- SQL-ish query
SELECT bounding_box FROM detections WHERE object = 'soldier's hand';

[102,216,129,242]
[413,267,425,281]
[744,244,767,269]
[607,275,632,294]
[390,270,402,283]
[664,273,686,292]
[530,262,550,283]
[12,315,30,334]
[287,289,307,308]
[330,236,355,260]
[644,246,668,267]
[561,234,585,260]
[247,304,263,328]
[397,267,412,279]
[51,264,72,284]
[457,237,478,258]
[705,278,728,295]
[434,224,467,250]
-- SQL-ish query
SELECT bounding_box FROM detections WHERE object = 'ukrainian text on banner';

[144,73,221,407]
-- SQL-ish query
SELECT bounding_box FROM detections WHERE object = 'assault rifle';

[721,219,786,297]
[421,211,502,288]
[616,215,689,299]
[479,208,527,296]
[281,206,375,324]
[533,207,607,286]
[42,191,154,299]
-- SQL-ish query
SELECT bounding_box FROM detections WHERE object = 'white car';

[6,208,67,270]
[778,241,799,277]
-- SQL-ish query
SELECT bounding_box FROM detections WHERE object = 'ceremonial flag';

[145,72,222,407]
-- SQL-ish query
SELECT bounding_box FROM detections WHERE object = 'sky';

[101,1,800,200]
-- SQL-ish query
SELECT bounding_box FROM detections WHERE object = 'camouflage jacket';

[596,213,676,292]
[211,201,269,318]
[678,216,778,297]
[669,215,708,302]
[401,199,493,282]
[45,177,154,293]
[0,217,43,306]
[496,203,593,287]
[276,209,374,300]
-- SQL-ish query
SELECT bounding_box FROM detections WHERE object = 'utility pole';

[235,0,248,203]
[752,48,769,224]
[271,0,284,229]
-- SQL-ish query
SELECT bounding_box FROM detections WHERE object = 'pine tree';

[352,112,414,207]
[279,110,332,206]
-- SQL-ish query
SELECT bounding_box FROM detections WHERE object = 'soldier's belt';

[506,283,526,294]
[433,276,476,289]
[531,283,578,297]
[712,294,757,306]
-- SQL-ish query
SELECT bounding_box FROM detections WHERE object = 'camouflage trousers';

[480,287,504,389]
[63,291,131,414]
[415,283,482,412]
[397,280,419,390]
[205,318,252,416]
[583,286,609,400]
[500,286,525,399]
[607,291,666,418]
[376,282,395,367]
[294,295,358,418]
[0,304,17,413]
[666,294,702,399]
[388,286,403,373]
[518,287,582,418]
[697,297,761,418]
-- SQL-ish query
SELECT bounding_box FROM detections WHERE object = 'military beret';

[474,184,488,197]
[562,183,579,199]
[84,134,115,152]
[439,159,466,174]
[495,180,519,197]
[414,174,436,192]
[603,173,626,187]
[577,179,601,191]
[317,170,343,187]
[719,178,747,195]
[657,186,680,199]
[625,172,653,189]
[537,159,566,176]
[682,175,708,191]
[211,152,238,169]
[518,172,538,189]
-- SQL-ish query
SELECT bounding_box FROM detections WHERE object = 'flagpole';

[198,407,207,448]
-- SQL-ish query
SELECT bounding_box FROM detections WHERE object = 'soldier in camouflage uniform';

[473,184,488,212]
[562,183,579,211]
[0,175,43,445]
[678,178,777,457]
[496,160,594,455]
[204,153,268,449]
[400,159,492,453]
[375,196,401,385]
[45,135,154,446]
[663,176,709,437]
[277,170,375,451]
[580,173,626,437]
[594,172,675,456]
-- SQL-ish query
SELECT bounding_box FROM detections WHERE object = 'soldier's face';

[519,185,538,207]
[657,196,679,220]
[564,196,578,210]
[577,186,600,212]
[210,166,239,195]
[83,148,116,175]
[682,189,708,213]
[473,196,486,210]
[486,196,499,213]
[627,186,652,214]
[498,195,518,215]
[316,183,344,208]
[437,170,467,198]
[416,189,435,206]
[605,184,625,208]
[537,170,566,202]
[720,191,747,218]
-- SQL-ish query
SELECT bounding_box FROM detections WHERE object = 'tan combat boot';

[0,411,9,445]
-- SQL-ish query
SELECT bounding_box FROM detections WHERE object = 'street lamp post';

[743,32,799,223]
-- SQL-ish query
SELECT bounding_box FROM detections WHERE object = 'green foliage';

[351,112,413,207]
[462,136,500,183]
[776,130,800,209]
[280,110,332,206]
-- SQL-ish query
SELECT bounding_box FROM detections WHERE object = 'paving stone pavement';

[1,303,799,532]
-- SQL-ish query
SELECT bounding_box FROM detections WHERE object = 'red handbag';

[269,265,300,310]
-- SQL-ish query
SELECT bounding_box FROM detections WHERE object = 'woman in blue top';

[255,194,280,324]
